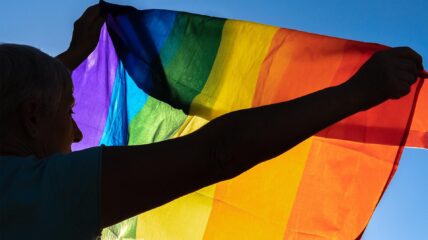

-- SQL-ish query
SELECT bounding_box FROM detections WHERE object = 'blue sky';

[1,0,427,239]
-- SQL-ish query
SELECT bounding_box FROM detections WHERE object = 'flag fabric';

[71,2,427,239]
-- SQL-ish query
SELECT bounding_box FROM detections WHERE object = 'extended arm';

[101,48,425,227]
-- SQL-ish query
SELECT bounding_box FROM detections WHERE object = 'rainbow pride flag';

[71,2,428,239]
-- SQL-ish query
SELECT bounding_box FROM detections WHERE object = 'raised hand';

[344,47,424,110]
[57,4,106,70]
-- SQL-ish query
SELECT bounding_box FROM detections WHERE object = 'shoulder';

[0,147,103,239]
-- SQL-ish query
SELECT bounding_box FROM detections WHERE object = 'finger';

[92,17,105,32]
[82,4,98,17]
[89,6,104,24]
[390,81,411,99]
[392,58,419,73]
[95,15,106,27]
[389,47,423,69]
[84,4,99,15]
[81,4,100,23]
[396,70,418,85]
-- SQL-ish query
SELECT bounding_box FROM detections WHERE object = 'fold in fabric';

[70,1,427,239]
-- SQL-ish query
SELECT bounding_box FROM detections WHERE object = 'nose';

[72,119,83,143]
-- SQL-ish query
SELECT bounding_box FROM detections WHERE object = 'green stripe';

[160,12,225,113]
[128,96,187,145]
[125,12,225,231]
[103,11,226,240]
[102,217,137,239]
[128,13,225,145]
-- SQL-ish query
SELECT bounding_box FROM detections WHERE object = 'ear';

[19,98,43,139]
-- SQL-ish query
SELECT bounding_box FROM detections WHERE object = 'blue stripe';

[126,63,149,124]
[99,61,130,146]
[100,61,149,146]
[100,10,176,145]
[106,10,177,94]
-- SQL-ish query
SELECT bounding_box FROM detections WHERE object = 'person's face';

[36,81,82,156]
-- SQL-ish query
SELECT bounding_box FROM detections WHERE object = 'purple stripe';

[71,24,118,151]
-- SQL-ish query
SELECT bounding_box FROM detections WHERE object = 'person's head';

[0,44,82,158]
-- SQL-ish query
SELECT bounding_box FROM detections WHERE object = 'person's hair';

[0,44,72,129]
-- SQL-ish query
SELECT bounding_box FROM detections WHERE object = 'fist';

[345,47,424,110]
[68,4,106,59]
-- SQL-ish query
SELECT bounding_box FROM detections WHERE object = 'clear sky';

[1,0,427,239]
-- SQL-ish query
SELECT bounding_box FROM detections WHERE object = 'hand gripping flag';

[71,2,428,239]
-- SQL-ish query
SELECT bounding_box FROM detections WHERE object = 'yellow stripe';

[190,20,279,119]
[186,19,314,239]
[136,116,215,240]
[137,19,280,239]
[202,138,313,239]
[135,187,215,240]
[202,27,348,239]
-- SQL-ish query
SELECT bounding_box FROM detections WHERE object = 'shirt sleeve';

[43,147,103,238]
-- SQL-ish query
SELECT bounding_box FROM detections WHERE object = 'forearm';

[101,134,218,227]
[101,47,423,228]
[101,82,369,227]
[199,82,368,179]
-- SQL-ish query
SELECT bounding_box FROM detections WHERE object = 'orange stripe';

[284,138,400,239]
[315,42,417,148]
[406,81,428,148]
[253,29,347,106]
[204,29,348,239]
[135,115,215,239]
[200,20,282,239]
[203,139,314,240]
[283,40,419,239]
